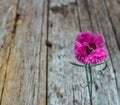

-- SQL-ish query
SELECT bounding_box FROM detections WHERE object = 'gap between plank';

[46,0,50,105]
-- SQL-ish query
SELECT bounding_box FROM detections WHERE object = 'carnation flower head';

[74,31,108,64]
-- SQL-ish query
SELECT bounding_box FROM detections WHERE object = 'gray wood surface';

[0,0,120,105]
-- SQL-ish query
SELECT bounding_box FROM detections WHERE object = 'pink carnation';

[74,31,108,64]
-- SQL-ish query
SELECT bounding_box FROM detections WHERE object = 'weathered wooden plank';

[92,1,120,102]
[0,0,48,105]
[104,1,120,98]
[93,0,120,103]
[47,0,84,105]
[0,0,19,103]
[77,0,119,105]
[82,0,120,104]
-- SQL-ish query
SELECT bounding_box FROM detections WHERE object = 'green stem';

[85,64,93,105]
[89,64,93,105]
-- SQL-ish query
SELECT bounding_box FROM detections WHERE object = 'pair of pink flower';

[74,31,108,64]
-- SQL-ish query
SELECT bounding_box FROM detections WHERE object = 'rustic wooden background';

[0,0,120,105]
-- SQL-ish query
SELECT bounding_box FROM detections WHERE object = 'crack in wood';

[0,0,20,105]
[12,13,20,34]
[46,0,50,105]
[75,0,81,31]
[0,42,12,105]
[12,0,20,34]
[72,86,75,105]
[37,1,45,104]
[0,39,7,53]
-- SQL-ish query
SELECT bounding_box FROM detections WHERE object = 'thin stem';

[85,64,93,105]
[89,64,93,105]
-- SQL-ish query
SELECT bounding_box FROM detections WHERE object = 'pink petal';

[93,33,105,48]
[85,48,108,64]
[76,31,93,46]
[74,41,88,64]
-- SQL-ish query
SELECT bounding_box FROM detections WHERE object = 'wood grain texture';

[0,0,48,105]
[0,0,120,105]
[0,0,19,103]
[47,0,82,105]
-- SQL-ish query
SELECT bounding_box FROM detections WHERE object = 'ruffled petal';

[76,31,93,46]
[74,41,88,64]
[85,48,108,64]
[93,33,105,48]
